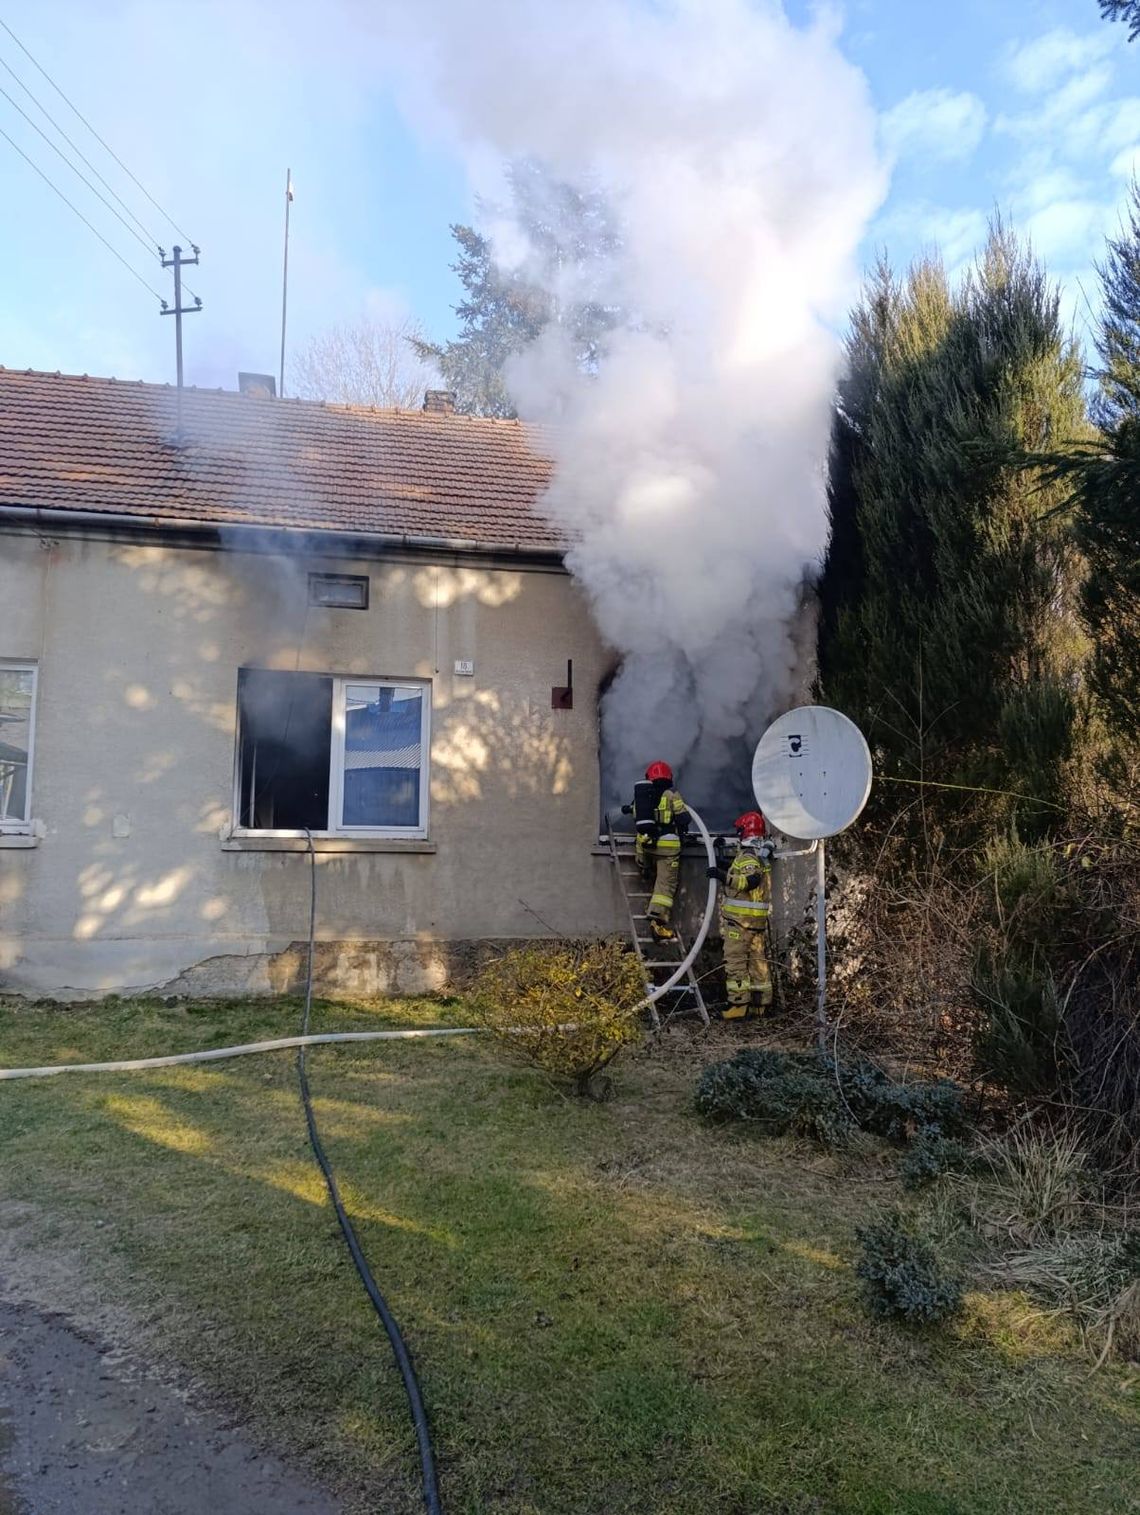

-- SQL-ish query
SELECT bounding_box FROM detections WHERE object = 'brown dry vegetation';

[1,995,1138,1513]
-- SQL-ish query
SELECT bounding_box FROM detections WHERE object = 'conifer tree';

[1100,1,1140,42]
[818,225,1089,833]
[415,160,620,417]
[1068,184,1140,739]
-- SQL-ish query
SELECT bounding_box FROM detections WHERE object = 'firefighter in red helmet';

[708,809,773,1018]
[624,761,689,941]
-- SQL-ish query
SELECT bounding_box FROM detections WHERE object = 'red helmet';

[734,810,766,841]
[645,761,673,783]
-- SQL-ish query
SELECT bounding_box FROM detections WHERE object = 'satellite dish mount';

[751,706,873,1050]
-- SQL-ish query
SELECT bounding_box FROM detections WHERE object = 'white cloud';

[995,67,1115,152]
[1013,167,1084,215]
[1025,198,1113,264]
[881,88,987,163]
[1005,27,1115,94]
[874,202,988,274]
[1110,144,1140,180]
[1102,98,1140,154]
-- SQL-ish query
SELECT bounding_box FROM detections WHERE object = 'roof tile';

[0,368,561,553]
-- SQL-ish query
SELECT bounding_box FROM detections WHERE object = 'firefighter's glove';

[706,866,720,881]
[758,842,775,862]
[620,804,633,815]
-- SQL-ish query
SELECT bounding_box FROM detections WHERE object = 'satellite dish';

[752,705,872,841]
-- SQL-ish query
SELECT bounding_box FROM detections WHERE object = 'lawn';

[0,995,1137,1514]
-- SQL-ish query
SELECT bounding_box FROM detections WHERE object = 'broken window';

[235,669,430,836]
[0,663,36,831]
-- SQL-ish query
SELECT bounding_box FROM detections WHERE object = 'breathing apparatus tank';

[631,778,658,839]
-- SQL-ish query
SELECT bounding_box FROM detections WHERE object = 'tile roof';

[0,368,562,554]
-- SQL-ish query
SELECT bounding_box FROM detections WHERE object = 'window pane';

[342,684,423,828]
[237,669,332,830]
[0,668,34,823]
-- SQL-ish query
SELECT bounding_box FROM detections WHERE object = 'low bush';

[469,939,645,1098]
[855,1210,964,1325]
[694,1049,854,1145]
[694,1048,969,1153]
[972,946,1065,1096]
[840,1058,969,1142]
[899,1132,973,1191]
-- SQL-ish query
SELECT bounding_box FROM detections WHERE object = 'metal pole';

[160,244,201,439]
[279,168,292,398]
[815,836,827,1053]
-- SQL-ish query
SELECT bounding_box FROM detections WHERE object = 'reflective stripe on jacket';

[720,848,771,926]
[654,788,687,831]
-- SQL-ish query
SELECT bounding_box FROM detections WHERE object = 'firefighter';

[625,761,689,941]
[709,810,773,1019]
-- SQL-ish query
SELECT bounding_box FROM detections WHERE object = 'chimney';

[238,372,277,399]
[423,389,456,415]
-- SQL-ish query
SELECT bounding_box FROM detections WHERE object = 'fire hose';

[0,810,721,1515]
[0,804,719,1082]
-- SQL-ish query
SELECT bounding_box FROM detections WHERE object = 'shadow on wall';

[14,545,591,978]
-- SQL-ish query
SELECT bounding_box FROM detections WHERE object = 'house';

[0,368,620,999]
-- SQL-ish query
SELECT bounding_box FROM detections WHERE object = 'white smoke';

[371,0,887,812]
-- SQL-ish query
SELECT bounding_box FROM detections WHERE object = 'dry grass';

[972,1123,1092,1244]
[1,997,1138,1514]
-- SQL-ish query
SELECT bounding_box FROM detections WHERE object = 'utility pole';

[279,169,293,398]
[160,244,202,434]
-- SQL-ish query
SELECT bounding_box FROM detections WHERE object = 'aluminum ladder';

[604,817,711,1030]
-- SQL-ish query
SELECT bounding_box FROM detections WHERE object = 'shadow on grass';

[0,1010,1137,1515]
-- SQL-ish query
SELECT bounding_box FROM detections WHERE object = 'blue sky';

[0,0,1135,391]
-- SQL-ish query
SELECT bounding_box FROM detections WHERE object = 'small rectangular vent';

[308,573,369,610]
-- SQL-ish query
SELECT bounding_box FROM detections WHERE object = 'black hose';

[297,830,444,1515]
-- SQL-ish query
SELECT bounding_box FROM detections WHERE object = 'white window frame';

[232,672,431,840]
[0,661,37,835]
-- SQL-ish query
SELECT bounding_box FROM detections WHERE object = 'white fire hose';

[0,806,719,1080]
[634,800,717,1011]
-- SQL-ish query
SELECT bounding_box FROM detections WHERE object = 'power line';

[0,122,165,303]
[0,16,195,244]
[0,81,159,261]
[0,52,158,248]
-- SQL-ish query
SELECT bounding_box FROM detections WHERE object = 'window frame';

[231,671,431,840]
[0,660,38,835]
[307,572,370,610]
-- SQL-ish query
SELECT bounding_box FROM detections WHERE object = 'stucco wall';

[0,530,623,998]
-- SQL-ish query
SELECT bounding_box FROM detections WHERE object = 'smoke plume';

[375,0,887,812]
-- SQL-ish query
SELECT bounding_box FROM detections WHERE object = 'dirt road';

[0,1299,340,1515]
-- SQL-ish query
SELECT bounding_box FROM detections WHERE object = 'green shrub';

[841,1059,969,1142]
[470,939,645,1097]
[982,830,1062,937]
[972,946,1065,1095]
[899,1132,973,1190]
[694,1049,854,1145]
[855,1210,963,1324]
[694,1049,969,1152]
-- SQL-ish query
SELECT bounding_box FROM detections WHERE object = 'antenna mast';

[279,169,293,398]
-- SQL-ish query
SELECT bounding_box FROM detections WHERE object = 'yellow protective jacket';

[652,787,687,834]
[719,847,771,929]
[634,785,687,859]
